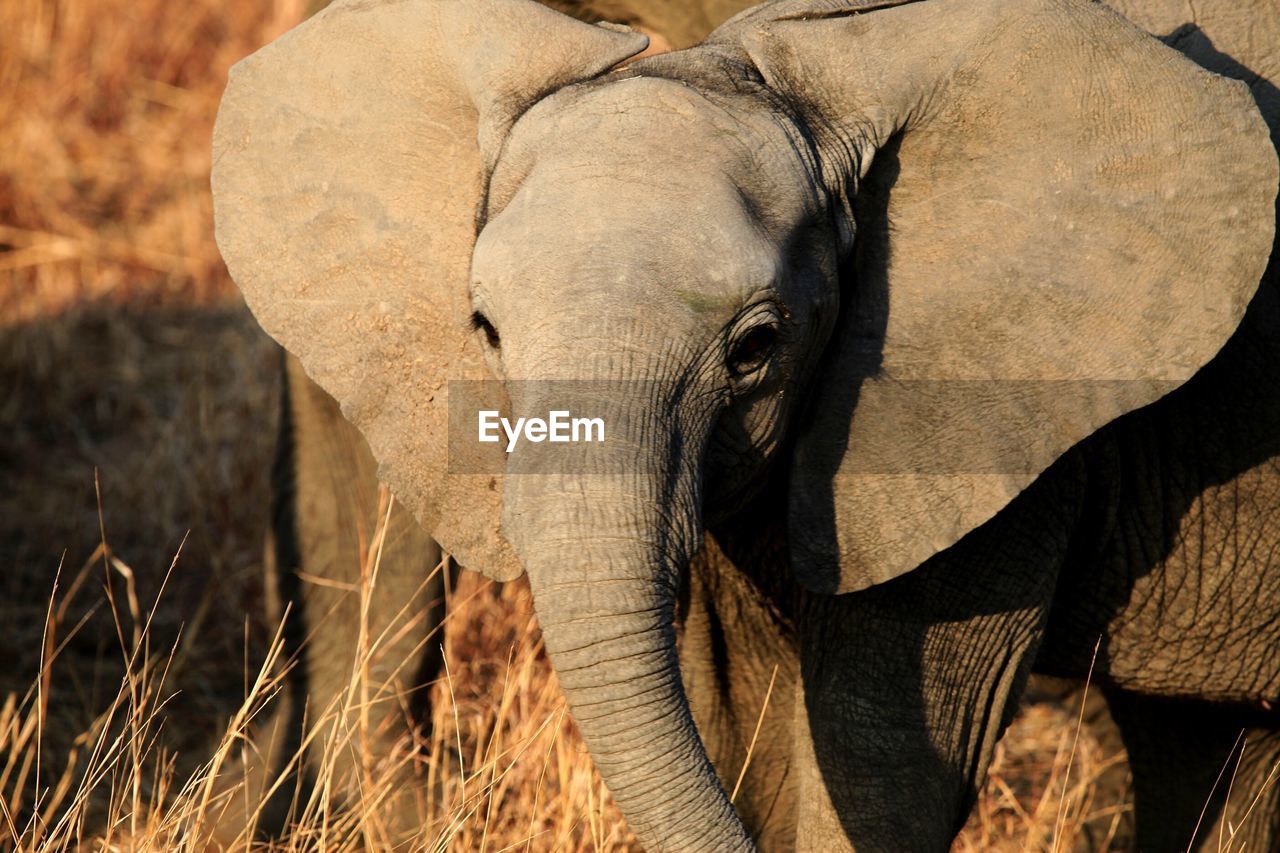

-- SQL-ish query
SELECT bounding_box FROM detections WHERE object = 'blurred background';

[0,0,1127,848]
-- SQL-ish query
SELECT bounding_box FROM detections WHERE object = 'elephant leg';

[240,355,448,842]
[791,463,1085,851]
[1105,690,1280,852]
[679,528,801,850]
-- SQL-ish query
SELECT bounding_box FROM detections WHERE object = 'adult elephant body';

[213,0,1280,849]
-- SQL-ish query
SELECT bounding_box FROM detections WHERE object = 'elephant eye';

[727,324,777,377]
[470,311,501,350]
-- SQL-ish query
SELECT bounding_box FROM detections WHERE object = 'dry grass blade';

[731,663,779,804]
[1183,730,1246,852]
[1052,637,1101,853]
[1219,747,1280,852]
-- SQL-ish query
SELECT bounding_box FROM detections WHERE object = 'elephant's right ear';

[712,0,1276,593]
[212,0,647,580]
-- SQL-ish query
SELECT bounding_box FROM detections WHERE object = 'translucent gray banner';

[446,378,1181,475]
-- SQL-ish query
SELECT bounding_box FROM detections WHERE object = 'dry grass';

[957,692,1131,852]
[1,0,1132,849]
[0,0,310,320]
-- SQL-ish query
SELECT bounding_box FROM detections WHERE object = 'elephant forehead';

[532,76,742,148]
[471,168,779,311]
[501,74,785,190]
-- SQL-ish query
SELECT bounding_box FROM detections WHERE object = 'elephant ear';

[716,0,1277,592]
[212,0,647,580]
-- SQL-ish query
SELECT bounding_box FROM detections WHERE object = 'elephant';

[212,0,766,841]
[210,0,1280,849]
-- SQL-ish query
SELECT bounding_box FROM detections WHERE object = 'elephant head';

[212,0,1275,848]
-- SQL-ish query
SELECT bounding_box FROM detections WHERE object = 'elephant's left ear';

[713,0,1278,593]
[212,0,647,580]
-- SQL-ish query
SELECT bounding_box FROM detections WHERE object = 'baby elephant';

[212,0,1280,849]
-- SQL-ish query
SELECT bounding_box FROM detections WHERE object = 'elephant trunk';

[529,552,750,850]
[502,387,752,851]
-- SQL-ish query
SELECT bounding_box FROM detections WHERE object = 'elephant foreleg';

[792,465,1084,850]
[1106,689,1280,851]
[230,355,449,843]
[680,529,801,850]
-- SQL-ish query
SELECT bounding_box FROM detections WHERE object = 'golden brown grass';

[1,0,1133,849]
[0,0,306,321]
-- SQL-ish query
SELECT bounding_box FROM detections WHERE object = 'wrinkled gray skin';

[243,0,1280,850]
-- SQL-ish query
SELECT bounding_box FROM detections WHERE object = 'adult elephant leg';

[250,355,447,841]
[792,460,1087,850]
[1105,690,1280,851]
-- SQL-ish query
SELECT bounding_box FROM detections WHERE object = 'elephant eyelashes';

[470,310,501,350]
[727,324,778,377]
